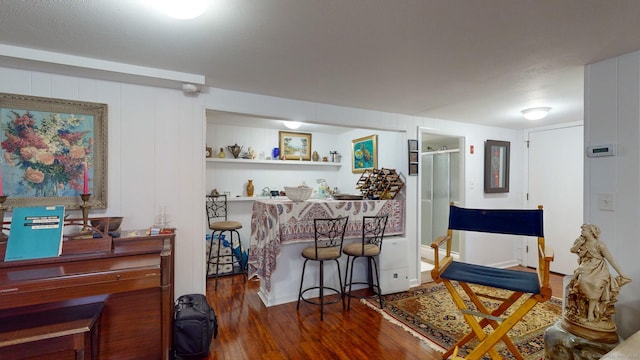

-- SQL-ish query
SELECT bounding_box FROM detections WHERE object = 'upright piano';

[0,233,175,359]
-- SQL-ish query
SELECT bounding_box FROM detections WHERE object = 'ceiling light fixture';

[283,121,302,129]
[521,107,551,121]
[145,0,208,20]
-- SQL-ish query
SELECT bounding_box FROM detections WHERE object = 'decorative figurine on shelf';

[562,223,632,342]
[248,147,257,159]
[217,147,225,158]
[312,151,319,162]
[205,147,213,158]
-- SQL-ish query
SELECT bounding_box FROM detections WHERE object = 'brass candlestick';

[80,193,92,229]
[0,195,7,241]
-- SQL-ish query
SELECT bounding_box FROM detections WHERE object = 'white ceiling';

[2,1,640,129]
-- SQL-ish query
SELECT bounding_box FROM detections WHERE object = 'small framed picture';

[409,163,419,176]
[279,131,312,160]
[484,140,510,193]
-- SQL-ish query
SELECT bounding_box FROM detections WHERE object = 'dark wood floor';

[204,267,564,359]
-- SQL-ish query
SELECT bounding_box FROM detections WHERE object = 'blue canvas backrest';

[449,205,544,237]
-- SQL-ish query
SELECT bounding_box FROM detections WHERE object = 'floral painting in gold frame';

[352,134,378,173]
[0,93,108,210]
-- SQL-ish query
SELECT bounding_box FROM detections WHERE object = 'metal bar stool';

[343,215,388,310]
[296,216,349,321]
[205,194,246,290]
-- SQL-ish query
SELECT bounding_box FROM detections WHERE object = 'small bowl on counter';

[284,186,313,202]
[90,216,124,237]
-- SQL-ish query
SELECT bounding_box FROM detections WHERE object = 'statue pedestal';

[544,321,620,360]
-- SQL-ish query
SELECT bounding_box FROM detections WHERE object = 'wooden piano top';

[0,233,174,310]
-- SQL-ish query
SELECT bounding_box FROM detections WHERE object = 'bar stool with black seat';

[342,215,388,310]
[296,216,349,321]
[205,194,246,290]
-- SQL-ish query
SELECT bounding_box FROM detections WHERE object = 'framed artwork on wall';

[352,134,378,173]
[484,139,510,193]
[408,139,418,176]
[0,93,108,210]
[279,131,312,160]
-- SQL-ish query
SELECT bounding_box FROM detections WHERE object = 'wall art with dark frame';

[0,93,108,210]
[484,139,510,193]
[408,139,419,176]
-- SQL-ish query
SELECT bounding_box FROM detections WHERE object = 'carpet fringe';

[360,298,446,354]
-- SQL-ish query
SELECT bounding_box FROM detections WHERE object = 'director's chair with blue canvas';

[430,204,554,360]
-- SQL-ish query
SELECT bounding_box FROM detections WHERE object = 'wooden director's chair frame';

[430,204,554,360]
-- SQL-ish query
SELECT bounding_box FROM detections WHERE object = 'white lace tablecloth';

[248,198,405,291]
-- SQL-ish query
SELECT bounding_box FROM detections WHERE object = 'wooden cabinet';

[0,234,175,360]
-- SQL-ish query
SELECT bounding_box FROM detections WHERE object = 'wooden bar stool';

[296,216,349,321]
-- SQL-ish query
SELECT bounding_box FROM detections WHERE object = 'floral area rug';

[362,282,562,359]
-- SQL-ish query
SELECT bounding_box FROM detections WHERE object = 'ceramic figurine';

[217,147,225,158]
[563,223,631,341]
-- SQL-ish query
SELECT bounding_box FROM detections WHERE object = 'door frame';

[417,128,466,264]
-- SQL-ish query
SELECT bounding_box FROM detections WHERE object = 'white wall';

[585,51,640,338]
[0,66,206,298]
[0,65,525,298]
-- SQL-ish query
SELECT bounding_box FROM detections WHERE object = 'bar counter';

[248,198,404,306]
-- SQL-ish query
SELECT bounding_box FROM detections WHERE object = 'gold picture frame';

[279,131,312,160]
[0,93,108,210]
[352,134,378,173]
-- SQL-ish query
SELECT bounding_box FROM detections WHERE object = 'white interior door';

[526,125,583,275]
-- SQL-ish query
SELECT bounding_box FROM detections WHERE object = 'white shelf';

[227,196,271,202]
[206,158,342,167]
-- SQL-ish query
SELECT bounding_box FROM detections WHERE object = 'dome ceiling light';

[521,107,551,121]
[144,0,208,20]
[283,121,302,129]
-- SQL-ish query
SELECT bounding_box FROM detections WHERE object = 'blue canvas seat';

[430,204,554,360]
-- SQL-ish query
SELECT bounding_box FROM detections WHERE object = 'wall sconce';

[521,107,551,120]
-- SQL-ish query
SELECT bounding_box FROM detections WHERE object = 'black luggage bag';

[174,294,218,359]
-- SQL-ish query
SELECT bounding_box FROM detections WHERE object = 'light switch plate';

[599,193,615,211]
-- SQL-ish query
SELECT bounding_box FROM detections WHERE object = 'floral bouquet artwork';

[1,109,93,198]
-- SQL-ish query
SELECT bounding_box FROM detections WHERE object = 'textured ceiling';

[2,0,640,129]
